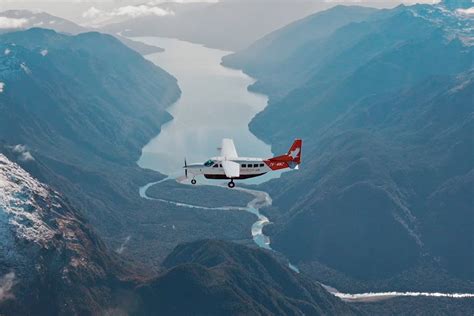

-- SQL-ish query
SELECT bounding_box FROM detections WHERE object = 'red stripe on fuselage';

[204,173,267,180]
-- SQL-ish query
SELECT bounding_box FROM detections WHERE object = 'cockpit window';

[204,160,214,167]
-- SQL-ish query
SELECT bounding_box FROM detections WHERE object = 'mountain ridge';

[0,10,164,55]
[223,3,474,292]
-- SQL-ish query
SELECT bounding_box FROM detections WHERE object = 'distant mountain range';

[0,10,85,34]
[0,10,164,55]
[224,0,474,292]
[100,0,339,51]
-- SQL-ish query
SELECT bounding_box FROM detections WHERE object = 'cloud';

[114,5,173,18]
[147,0,219,3]
[82,4,173,20]
[0,272,16,302]
[12,144,35,162]
[82,6,102,19]
[0,17,28,28]
[0,0,113,2]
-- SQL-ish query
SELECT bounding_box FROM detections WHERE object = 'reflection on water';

[135,37,283,184]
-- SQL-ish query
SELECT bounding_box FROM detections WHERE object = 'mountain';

[101,0,338,51]
[0,27,177,165]
[224,3,473,98]
[0,28,179,267]
[223,5,378,97]
[136,239,359,315]
[224,3,474,292]
[0,152,135,315]
[0,10,85,34]
[0,10,163,55]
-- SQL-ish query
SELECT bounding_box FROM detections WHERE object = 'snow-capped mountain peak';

[0,153,58,245]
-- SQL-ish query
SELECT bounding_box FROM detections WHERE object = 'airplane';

[183,138,302,188]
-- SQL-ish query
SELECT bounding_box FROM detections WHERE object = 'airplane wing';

[221,138,238,159]
[222,161,240,178]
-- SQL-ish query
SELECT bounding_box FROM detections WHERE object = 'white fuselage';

[184,138,301,187]
[187,156,271,180]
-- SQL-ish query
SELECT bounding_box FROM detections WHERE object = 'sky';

[0,0,440,25]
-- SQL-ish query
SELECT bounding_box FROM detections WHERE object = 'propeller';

[184,157,188,178]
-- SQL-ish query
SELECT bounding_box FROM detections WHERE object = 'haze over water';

[136,37,283,184]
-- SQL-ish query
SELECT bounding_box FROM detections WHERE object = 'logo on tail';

[287,139,302,164]
[265,139,302,170]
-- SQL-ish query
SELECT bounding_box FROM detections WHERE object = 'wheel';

[227,181,235,188]
[191,179,197,185]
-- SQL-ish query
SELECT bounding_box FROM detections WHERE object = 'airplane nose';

[185,163,204,169]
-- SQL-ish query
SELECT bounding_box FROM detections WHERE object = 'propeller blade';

[184,158,188,178]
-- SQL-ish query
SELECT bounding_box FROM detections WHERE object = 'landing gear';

[227,180,235,188]
[191,179,197,185]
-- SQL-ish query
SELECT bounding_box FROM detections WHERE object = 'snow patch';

[0,154,55,244]
[40,49,48,57]
[0,82,5,93]
[115,235,131,254]
[4,48,10,56]
[20,63,31,75]
[0,272,16,302]
[11,144,34,162]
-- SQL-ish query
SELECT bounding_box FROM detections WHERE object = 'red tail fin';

[287,139,302,164]
[265,139,302,170]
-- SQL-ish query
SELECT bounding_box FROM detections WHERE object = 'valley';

[133,32,474,304]
[0,0,473,314]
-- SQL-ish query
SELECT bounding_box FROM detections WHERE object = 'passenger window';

[241,164,246,168]
[259,163,264,167]
[213,164,218,168]
[219,164,222,168]
[253,164,258,168]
